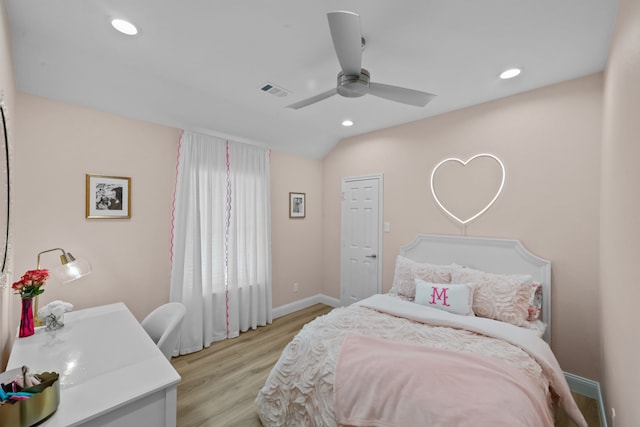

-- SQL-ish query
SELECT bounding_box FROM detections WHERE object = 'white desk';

[7,303,181,427]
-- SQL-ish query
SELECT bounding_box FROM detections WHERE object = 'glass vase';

[19,297,35,338]
[44,312,64,331]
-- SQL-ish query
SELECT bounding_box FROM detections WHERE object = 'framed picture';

[289,192,305,218]
[86,174,131,219]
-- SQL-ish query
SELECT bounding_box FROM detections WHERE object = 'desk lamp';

[34,248,91,325]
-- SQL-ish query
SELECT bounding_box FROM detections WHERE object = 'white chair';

[141,302,186,360]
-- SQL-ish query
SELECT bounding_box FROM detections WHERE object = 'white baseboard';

[273,294,340,319]
[564,372,607,427]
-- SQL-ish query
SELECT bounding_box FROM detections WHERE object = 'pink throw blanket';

[337,294,587,427]
[335,334,554,427]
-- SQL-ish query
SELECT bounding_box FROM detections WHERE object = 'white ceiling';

[5,1,619,159]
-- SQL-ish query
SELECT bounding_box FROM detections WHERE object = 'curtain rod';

[183,126,270,151]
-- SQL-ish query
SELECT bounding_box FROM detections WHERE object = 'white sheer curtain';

[170,131,272,355]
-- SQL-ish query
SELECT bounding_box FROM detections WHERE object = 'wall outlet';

[293,282,299,293]
[611,407,616,427]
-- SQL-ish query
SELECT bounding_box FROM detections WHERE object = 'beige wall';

[0,0,16,367]
[323,74,603,380]
[270,151,324,307]
[12,94,180,326]
[1,91,322,368]
[600,0,640,424]
[11,96,326,320]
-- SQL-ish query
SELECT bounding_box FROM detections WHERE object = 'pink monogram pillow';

[450,266,533,327]
[414,279,475,316]
[390,256,452,299]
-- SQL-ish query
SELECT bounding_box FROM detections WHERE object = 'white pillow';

[414,279,475,316]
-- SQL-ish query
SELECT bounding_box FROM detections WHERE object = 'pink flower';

[22,269,49,283]
[11,269,49,299]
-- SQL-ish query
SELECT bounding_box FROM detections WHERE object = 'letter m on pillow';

[430,286,450,307]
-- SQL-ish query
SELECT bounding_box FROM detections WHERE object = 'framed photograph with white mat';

[289,192,305,218]
[86,174,131,219]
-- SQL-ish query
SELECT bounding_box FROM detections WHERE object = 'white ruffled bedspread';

[256,295,584,427]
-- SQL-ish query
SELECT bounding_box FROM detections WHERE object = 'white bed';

[398,234,551,343]
[256,234,584,427]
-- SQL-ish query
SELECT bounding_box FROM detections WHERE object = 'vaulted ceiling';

[5,1,619,159]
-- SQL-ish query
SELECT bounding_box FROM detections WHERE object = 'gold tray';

[0,368,59,427]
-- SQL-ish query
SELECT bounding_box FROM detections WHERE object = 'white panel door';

[341,175,382,306]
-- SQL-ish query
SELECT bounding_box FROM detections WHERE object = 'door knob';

[365,254,377,258]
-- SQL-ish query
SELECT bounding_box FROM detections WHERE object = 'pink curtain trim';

[224,140,231,337]
[169,130,184,264]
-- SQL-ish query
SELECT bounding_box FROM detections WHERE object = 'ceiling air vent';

[259,82,290,98]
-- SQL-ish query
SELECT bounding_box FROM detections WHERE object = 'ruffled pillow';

[390,256,452,299]
[450,266,533,327]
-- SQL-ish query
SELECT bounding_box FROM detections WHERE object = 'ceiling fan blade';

[286,88,338,109]
[327,11,362,76]
[367,82,436,107]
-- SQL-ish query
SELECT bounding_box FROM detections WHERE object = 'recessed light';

[342,119,354,127]
[111,18,138,36]
[500,68,521,79]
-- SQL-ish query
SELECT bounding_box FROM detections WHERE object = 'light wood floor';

[171,303,333,427]
[171,304,601,427]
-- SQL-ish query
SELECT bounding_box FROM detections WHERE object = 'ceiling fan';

[286,11,436,110]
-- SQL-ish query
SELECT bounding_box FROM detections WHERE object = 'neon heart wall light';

[430,154,505,231]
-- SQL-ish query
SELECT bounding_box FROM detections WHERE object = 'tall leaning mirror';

[0,98,10,282]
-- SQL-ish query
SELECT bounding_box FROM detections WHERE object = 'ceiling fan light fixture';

[342,119,354,127]
[500,68,522,79]
[287,11,436,110]
[111,18,138,36]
